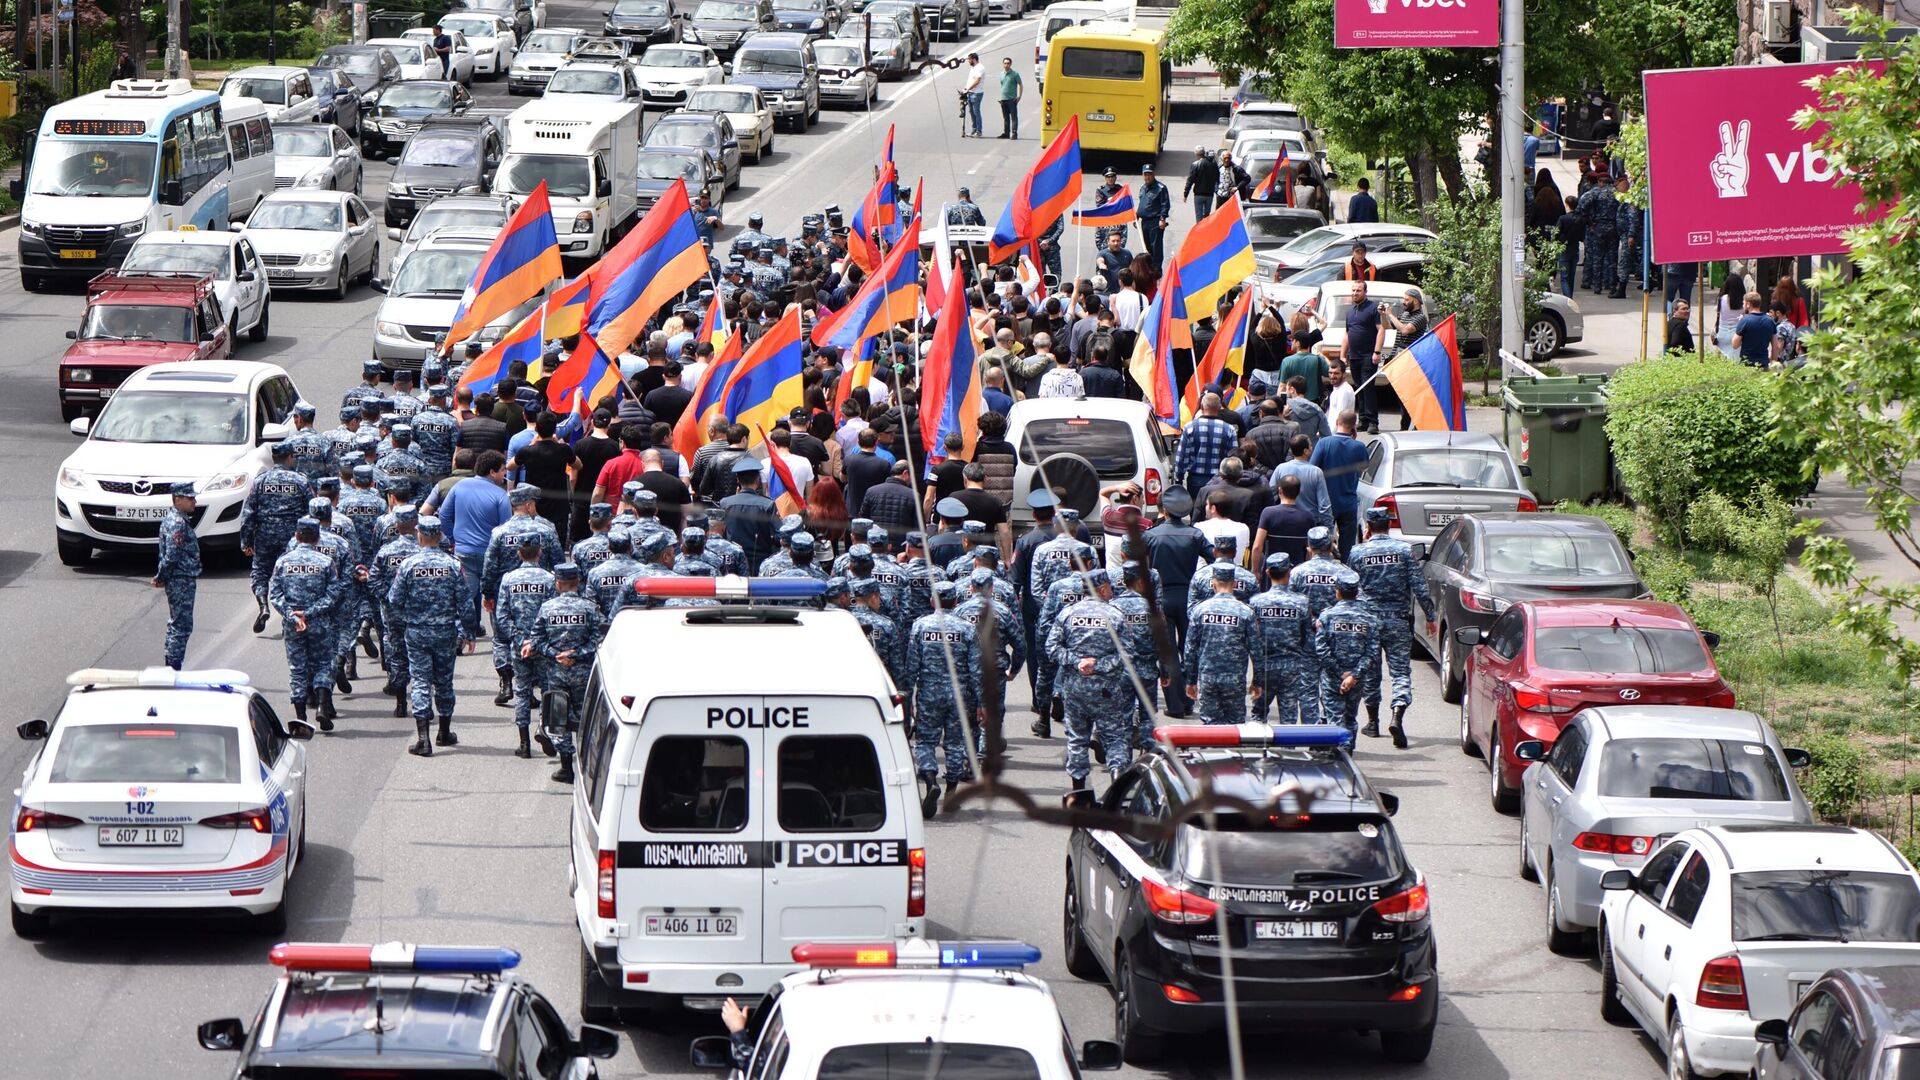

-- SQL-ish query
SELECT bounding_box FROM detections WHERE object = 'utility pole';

[1498,0,1525,364]
[166,0,185,78]
[267,0,277,64]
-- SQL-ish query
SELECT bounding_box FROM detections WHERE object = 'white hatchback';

[10,668,315,938]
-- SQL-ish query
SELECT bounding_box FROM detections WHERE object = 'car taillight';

[1572,832,1655,856]
[1459,588,1509,615]
[15,807,82,831]
[1372,878,1429,923]
[1143,468,1162,506]
[1510,684,1574,715]
[1516,496,1539,512]
[1704,689,1737,709]
[1142,878,1218,924]
[907,847,926,917]
[199,808,271,832]
[1696,954,1748,1011]
[1374,495,1401,531]
[597,849,616,920]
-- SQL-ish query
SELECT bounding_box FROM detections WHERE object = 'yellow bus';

[1040,24,1170,157]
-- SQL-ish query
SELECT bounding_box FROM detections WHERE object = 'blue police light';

[1263,724,1356,748]
[410,946,522,974]
[937,941,1043,969]
[270,942,521,974]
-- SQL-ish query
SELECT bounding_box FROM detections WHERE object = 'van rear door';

[761,696,914,961]
[616,695,764,968]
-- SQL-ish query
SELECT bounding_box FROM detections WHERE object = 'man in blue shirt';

[1342,281,1384,434]
[982,367,1014,417]
[1730,291,1777,368]
[1309,410,1369,557]
[1346,177,1379,224]
[431,24,455,78]
[434,449,512,639]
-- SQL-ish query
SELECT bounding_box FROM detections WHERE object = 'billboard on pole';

[1334,0,1498,48]
[1643,61,1881,263]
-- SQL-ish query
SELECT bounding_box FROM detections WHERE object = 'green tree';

[1779,16,1920,681]
[1590,0,1737,107]
[1418,186,1556,381]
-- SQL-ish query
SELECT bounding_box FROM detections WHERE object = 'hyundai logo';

[1285,898,1311,913]
[132,479,152,496]
[1618,688,1642,700]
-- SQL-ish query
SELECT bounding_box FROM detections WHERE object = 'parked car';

[454,0,543,41]
[1355,430,1535,545]
[386,193,513,278]
[1754,967,1920,1080]
[646,111,741,189]
[360,80,473,159]
[544,59,646,104]
[813,38,878,106]
[314,43,403,97]
[438,12,520,77]
[371,227,547,371]
[1287,253,1584,360]
[570,34,650,65]
[1223,100,1313,151]
[1006,396,1172,531]
[831,17,910,77]
[365,36,442,81]
[382,115,503,229]
[681,84,776,162]
[731,32,819,130]
[219,65,321,123]
[56,273,233,421]
[863,0,930,57]
[400,27,478,85]
[1416,513,1648,703]
[634,148,727,214]
[271,122,363,193]
[242,190,382,300]
[507,26,586,94]
[915,0,968,39]
[683,0,778,57]
[1598,825,1920,1080]
[1270,222,1436,278]
[605,0,682,42]
[120,230,272,346]
[1244,205,1327,257]
[1516,705,1812,953]
[633,42,727,105]
[301,66,362,134]
[775,0,841,36]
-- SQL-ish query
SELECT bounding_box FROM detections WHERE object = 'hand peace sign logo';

[1710,119,1750,198]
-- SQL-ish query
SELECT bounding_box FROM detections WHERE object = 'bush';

[1605,352,1800,546]
[1801,731,1867,820]
[1551,499,1636,550]
[1636,549,1693,606]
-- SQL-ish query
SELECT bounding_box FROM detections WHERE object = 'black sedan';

[605,0,682,42]
[303,66,362,136]
[360,81,474,160]
[1414,513,1649,703]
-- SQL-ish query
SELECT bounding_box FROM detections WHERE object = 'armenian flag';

[1072,184,1137,227]
[1128,257,1188,427]
[1174,192,1259,316]
[988,115,1082,263]
[696,289,726,352]
[812,214,921,350]
[1380,314,1468,431]
[443,181,563,353]
[1180,287,1253,425]
[672,326,744,461]
[456,305,544,394]
[583,179,708,358]
[543,331,620,415]
[720,307,807,444]
[524,274,593,381]
[830,337,878,415]
[756,424,806,517]
[919,257,984,469]
[848,161,901,273]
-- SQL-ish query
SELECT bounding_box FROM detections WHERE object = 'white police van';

[570,580,925,1021]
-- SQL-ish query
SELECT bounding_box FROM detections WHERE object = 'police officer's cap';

[968,568,995,590]
[1364,506,1392,526]
[427,383,450,398]
[391,424,413,440]
[1027,488,1059,510]
[464,341,484,358]
[962,519,986,535]
[1102,166,1117,178]
[633,490,659,509]
[638,531,674,560]
[865,526,890,547]
[1211,561,1238,582]
[509,483,540,505]
[271,439,295,458]
[905,530,927,547]
[293,401,316,420]
[1083,567,1111,589]
[339,404,360,421]
[394,368,416,383]
[850,576,881,599]
[748,212,764,227]
[169,481,197,499]
[295,516,321,534]
[1075,543,1098,561]
[622,480,644,499]
[790,531,816,551]
[517,533,543,552]
[394,506,418,523]
[825,576,850,601]
[1212,535,1238,553]
[932,579,959,602]
[681,526,706,546]
[1121,559,1144,584]
[554,562,583,582]
[849,516,874,536]
[1057,507,1081,524]
[589,502,614,521]
[607,528,632,551]
[355,431,380,448]
[308,496,332,515]
[778,513,805,535]
[362,358,384,376]
[849,543,874,565]
[360,399,385,418]
[1264,552,1293,574]
[686,512,710,530]
[1334,573,1361,596]
[388,480,416,499]
[731,456,763,475]
[1307,526,1334,549]
[316,477,340,494]
[1160,485,1194,517]
[972,545,1000,566]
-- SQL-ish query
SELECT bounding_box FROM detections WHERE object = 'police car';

[1061,723,1437,1064]
[10,668,314,938]
[197,943,620,1078]
[690,939,1120,1078]
[571,577,926,1020]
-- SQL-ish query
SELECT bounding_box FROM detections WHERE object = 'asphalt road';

[0,4,1668,1075]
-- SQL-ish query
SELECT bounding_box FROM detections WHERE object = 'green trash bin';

[1500,374,1612,505]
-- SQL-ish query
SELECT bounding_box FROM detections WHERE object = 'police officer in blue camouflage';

[588,528,644,616]
[1314,576,1379,734]
[388,368,423,419]
[1032,549,1093,736]
[830,519,877,577]
[675,527,719,576]
[1048,568,1132,785]
[1111,560,1164,749]
[902,579,982,817]
[306,496,363,716]
[152,482,201,670]
[697,513,747,577]
[776,532,827,581]
[572,503,616,571]
[241,441,315,634]
[481,484,565,704]
[338,465,388,667]
[850,576,903,683]
[1183,563,1264,726]
[898,533,946,630]
[1289,526,1347,619]
[495,536,557,760]
[341,358,385,410]
[943,520,991,579]
[409,384,461,483]
[270,518,340,728]
[375,424,428,496]
[388,515,468,756]
[1187,537,1259,610]
[284,402,337,481]
[965,547,1018,612]
[756,514,807,577]
[323,403,364,466]
[628,491,674,551]
[1250,553,1317,724]
[1348,505,1436,747]
[956,567,1024,741]
[369,506,420,717]
[527,563,607,783]
[621,529,681,612]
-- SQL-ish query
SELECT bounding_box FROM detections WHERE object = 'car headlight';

[457,184,485,195]
[388,183,408,198]
[201,469,252,493]
[303,250,335,266]
[296,168,331,188]
[377,320,407,337]
[68,368,95,384]
[117,219,146,238]
[20,218,42,237]
[573,211,594,233]
[58,466,87,489]
[810,17,825,27]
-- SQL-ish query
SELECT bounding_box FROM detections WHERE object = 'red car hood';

[61,339,201,369]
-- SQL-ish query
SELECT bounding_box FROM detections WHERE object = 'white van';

[1034,0,1133,87]
[219,97,274,218]
[218,65,321,123]
[499,99,641,260]
[571,603,926,1020]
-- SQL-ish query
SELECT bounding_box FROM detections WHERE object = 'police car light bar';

[631,574,827,600]
[792,940,1042,969]
[1153,723,1354,749]
[67,667,252,690]
[269,942,522,975]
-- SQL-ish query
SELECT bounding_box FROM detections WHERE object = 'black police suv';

[1062,725,1438,1065]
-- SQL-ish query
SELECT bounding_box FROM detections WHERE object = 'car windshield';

[28,139,157,196]
[616,0,671,11]
[815,43,863,65]
[1246,212,1319,243]
[785,0,828,10]
[221,76,287,104]
[1389,448,1514,489]
[1018,417,1137,479]
[1599,739,1790,801]
[318,47,383,74]
[815,1044,1042,1079]
[636,152,703,180]
[650,121,717,149]
[274,128,335,158]
[687,89,758,111]
[382,84,455,109]
[49,723,242,783]
[440,15,494,35]
[1179,818,1402,887]
[78,304,195,344]
[392,248,483,295]
[1233,111,1301,134]
[1533,624,1707,673]
[401,133,479,166]
[248,200,343,231]
[523,32,577,52]
[1733,870,1920,942]
[736,47,803,72]
[1483,530,1630,577]
[306,69,339,92]
[501,153,591,197]
[91,391,248,444]
[1279,226,1344,257]
[123,243,227,277]
[406,205,508,241]
[374,40,429,62]
[646,47,711,67]
[695,0,757,17]
[548,69,625,95]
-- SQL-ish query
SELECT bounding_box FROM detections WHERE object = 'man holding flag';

[441,182,564,357]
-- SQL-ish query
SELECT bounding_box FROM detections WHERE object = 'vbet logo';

[1706,117,1851,199]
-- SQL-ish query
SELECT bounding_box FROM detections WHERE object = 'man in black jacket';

[1080,347,1127,398]
[843,427,894,520]
[1183,145,1219,221]
[1142,487,1209,717]
[859,460,920,541]
[719,459,779,572]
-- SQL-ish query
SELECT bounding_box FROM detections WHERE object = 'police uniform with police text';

[269,531,340,709]
[496,560,557,737]
[370,526,420,701]
[955,572,1024,735]
[240,459,314,610]
[1250,565,1317,724]
[1183,580,1264,726]
[1348,519,1436,716]
[1314,594,1380,733]
[154,486,201,670]
[902,594,982,783]
[1047,580,1132,779]
[1109,574,1162,749]
[530,579,608,760]
[388,529,469,735]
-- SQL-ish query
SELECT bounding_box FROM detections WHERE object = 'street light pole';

[1498,0,1525,364]
[267,0,277,64]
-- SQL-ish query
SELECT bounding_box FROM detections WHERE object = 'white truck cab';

[571,596,925,1021]
[498,99,641,261]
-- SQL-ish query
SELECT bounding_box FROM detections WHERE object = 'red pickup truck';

[59,271,232,420]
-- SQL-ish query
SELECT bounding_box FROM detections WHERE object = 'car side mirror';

[1078,1040,1122,1071]
[597,176,612,197]
[1518,463,1532,478]
[260,421,293,442]
[229,220,247,232]
[200,337,217,349]
[1512,739,1546,763]
[17,718,49,741]
[576,1024,620,1059]
[197,1018,248,1052]
[65,329,79,340]
[1376,791,1399,816]
[163,179,184,205]
[69,416,91,437]
[370,277,388,293]
[387,227,402,241]
[1407,541,1427,562]
[689,1035,734,1070]
[238,269,256,282]
[1755,1018,1790,1046]
[1701,630,1721,650]
[1599,869,1634,891]
[1061,787,1095,812]
[1783,747,1811,769]
[722,61,732,75]
[1453,626,1482,648]
[724,138,738,149]
[286,720,317,741]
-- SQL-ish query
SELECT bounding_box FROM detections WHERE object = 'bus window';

[1060,46,1144,80]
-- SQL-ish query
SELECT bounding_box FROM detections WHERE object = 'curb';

[0,212,18,231]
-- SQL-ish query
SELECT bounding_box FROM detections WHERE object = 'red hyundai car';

[1455,600,1734,813]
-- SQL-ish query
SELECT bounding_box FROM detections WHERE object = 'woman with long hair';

[1773,275,1809,327]
[1715,271,1744,357]
[1129,252,1160,301]
[1528,169,1563,239]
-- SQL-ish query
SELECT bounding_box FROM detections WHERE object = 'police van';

[569,587,926,1021]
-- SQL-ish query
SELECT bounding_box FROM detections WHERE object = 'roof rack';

[86,270,216,301]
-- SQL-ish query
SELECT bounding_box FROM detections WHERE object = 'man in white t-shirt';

[1327,358,1356,422]
[961,54,985,138]
[1195,489,1251,566]
[1108,272,1146,332]
[761,426,814,497]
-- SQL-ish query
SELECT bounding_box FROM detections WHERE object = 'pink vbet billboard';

[1334,0,1498,48]
[1644,61,1884,263]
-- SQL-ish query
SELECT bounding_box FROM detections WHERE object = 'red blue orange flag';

[672,325,743,462]
[919,256,984,469]
[584,179,708,358]
[1128,257,1188,427]
[457,304,544,394]
[544,331,620,415]
[1252,159,1295,205]
[989,115,1082,263]
[696,289,725,351]
[848,161,899,273]
[443,181,563,353]
[883,123,895,164]
[755,424,806,517]
[1174,192,1259,317]
[720,307,807,446]
[830,338,878,415]
[524,274,593,381]
[1072,184,1137,227]
[812,214,920,350]
[1381,314,1467,431]
[1181,286,1253,424]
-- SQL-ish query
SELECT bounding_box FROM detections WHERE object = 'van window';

[1060,46,1144,80]
[579,676,617,813]
[778,735,884,833]
[228,123,250,160]
[246,117,272,157]
[641,736,749,832]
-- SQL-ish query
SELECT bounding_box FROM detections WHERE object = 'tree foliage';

[1418,186,1554,370]
[1779,15,1920,683]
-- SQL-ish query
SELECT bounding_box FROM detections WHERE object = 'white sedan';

[633,43,724,106]
[242,191,382,300]
[120,229,272,346]
[437,12,518,76]
[10,667,315,938]
[680,84,774,162]
[366,36,443,81]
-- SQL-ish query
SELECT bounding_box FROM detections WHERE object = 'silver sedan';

[270,122,365,193]
[1515,705,1814,955]
[241,191,383,300]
